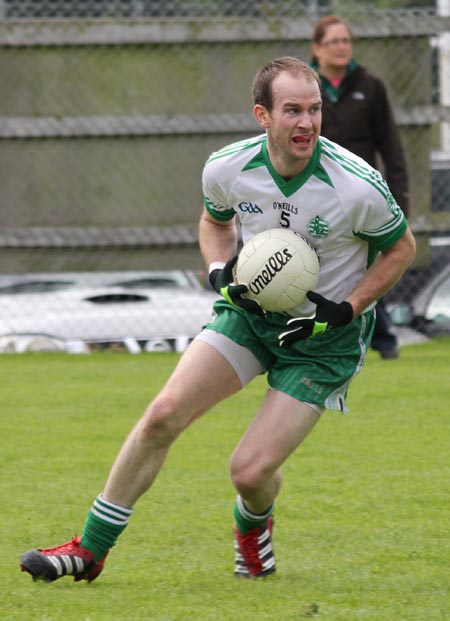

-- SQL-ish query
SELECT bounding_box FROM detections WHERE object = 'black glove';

[278,291,353,347]
[209,256,265,317]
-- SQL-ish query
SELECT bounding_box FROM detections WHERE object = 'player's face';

[255,72,322,178]
[312,23,353,74]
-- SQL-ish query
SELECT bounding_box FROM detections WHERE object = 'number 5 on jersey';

[280,211,291,228]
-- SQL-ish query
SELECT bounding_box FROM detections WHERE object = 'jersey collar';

[256,138,333,196]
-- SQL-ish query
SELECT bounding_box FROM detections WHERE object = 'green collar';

[243,137,333,196]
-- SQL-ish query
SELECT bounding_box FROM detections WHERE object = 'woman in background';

[311,14,410,359]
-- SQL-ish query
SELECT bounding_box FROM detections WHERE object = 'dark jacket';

[315,61,409,216]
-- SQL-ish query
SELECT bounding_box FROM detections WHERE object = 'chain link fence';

[0,1,449,351]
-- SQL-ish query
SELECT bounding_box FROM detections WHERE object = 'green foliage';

[1,339,449,620]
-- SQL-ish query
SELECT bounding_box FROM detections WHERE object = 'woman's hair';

[252,56,320,111]
[312,14,352,46]
[311,15,353,63]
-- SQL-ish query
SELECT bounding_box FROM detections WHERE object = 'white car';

[387,237,450,337]
[0,271,219,353]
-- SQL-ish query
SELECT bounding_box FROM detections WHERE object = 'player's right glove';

[278,291,353,347]
[209,256,265,317]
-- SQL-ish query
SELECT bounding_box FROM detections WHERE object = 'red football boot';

[20,536,107,583]
[234,516,275,578]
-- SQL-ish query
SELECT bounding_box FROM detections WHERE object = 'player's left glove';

[209,256,265,317]
[278,291,353,347]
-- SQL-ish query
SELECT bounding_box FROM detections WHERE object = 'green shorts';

[204,300,375,413]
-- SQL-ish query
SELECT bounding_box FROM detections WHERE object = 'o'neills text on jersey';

[248,248,292,294]
[273,201,298,215]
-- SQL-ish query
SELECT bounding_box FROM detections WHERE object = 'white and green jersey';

[203,134,407,317]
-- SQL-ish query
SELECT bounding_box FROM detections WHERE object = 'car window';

[84,293,150,304]
[111,278,182,289]
[425,274,450,322]
[0,280,74,294]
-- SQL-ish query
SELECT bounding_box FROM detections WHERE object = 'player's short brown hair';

[252,56,320,111]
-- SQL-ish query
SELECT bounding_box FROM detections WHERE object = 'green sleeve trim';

[356,218,408,267]
[356,218,407,251]
[204,196,235,222]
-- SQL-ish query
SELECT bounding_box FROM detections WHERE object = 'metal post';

[437,0,450,150]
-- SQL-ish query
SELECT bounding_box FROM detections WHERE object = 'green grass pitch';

[1,338,449,620]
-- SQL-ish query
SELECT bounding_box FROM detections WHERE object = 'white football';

[235,229,319,312]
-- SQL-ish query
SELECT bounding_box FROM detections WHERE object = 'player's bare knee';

[137,395,184,447]
[230,462,268,497]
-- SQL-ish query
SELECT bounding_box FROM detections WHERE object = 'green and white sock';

[81,495,134,561]
[234,495,274,535]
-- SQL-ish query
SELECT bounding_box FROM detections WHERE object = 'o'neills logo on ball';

[248,247,293,294]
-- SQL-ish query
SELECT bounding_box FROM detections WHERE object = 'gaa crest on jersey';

[307,215,330,239]
[238,201,263,214]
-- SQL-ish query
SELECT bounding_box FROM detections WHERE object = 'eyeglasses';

[320,37,352,47]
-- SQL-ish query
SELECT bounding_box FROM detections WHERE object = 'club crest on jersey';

[307,215,330,239]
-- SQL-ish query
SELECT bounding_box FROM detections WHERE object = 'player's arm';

[346,227,416,318]
[199,207,238,268]
[199,208,264,316]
